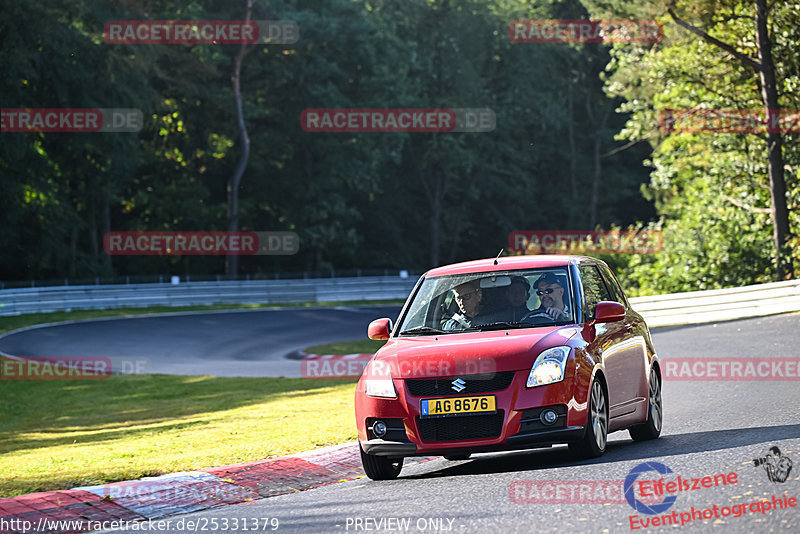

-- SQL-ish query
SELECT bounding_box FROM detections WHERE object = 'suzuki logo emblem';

[451,378,466,392]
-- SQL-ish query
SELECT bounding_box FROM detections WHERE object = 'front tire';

[629,368,663,442]
[569,378,608,459]
[360,443,403,480]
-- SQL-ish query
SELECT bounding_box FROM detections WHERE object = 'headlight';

[365,379,397,398]
[363,360,397,398]
[526,346,570,387]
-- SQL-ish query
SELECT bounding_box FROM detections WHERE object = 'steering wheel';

[521,311,553,324]
[444,312,471,329]
[439,301,465,329]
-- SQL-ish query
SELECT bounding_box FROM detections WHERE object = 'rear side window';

[598,264,627,305]
[579,264,612,318]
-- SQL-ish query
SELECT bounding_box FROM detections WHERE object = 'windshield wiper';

[464,321,535,331]
[398,326,448,336]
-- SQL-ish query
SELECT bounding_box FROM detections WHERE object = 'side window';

[598,264,627,305]
[578,265,612,317]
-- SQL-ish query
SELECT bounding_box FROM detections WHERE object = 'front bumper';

[360,439,418,456]
[355,370,588,456]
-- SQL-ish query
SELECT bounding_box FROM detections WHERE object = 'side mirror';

[368,318,392,340]
[593,301,626,323]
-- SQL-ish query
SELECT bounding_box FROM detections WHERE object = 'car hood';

[369,327,579,379]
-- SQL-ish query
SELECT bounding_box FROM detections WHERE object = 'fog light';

[372,420,388,438]
[540,409,558,426]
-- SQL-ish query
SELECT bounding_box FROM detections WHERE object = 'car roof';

[425,254,596,277]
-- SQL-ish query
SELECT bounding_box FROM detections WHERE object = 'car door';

[578,263,644,420]
[598,262,650,405]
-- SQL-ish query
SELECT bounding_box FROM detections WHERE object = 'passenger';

[505,276,532,321]
[444,280,486,329]
[526,273,571,321]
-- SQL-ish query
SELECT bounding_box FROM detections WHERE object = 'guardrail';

[629,279,800,327]
[0,274,797,327]
[0,276,419,316]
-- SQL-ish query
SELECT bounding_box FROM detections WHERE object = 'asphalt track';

[0,306,797,377]
[0,306,404,377]
[3,308,800,533]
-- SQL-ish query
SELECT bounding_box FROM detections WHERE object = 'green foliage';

[584,0,800,291]
[2,0,655,281]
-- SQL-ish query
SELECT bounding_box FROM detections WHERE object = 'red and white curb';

[0,443,437,533]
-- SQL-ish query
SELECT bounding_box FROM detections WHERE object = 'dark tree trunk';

[755,0,791,278]
[102,189,111,269]
[225,0,255,279]
[71,224,78,277]
[567,84,578,211]
[88,201,97,264]
[430,164,445,267]
[586,96,611,228]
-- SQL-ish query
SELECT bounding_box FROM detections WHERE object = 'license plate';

[419,395,496,418]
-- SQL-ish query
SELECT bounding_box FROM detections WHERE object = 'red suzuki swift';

[355,255,662,480]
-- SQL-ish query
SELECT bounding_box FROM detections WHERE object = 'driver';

[525,273,571,321]
[444,280,487,329]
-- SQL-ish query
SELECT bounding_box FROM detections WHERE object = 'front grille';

[405,371,516,397]
[417,411,504,442]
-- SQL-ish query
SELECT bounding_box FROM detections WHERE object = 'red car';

[355,255,662,480]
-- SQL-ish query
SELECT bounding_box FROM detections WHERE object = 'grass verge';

[0,305,401,497]
[0,374,358,498]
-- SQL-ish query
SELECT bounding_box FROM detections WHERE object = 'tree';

[0,0,661,281]
[226,0,256,278]
[666,0,792,278]
[583,0,799,290]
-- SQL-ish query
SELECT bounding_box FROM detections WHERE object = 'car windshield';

[396,268,573,335]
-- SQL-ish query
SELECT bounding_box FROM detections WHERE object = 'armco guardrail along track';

[1,277,798,326]
[0,277,419,316]
[629,279,800,327]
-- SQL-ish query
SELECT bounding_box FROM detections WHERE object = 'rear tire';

[359,443,403,480]
[569,378,608,459]
[629,368,663,442]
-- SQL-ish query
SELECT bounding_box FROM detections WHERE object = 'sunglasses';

[536,288,560,296]
[454,290,478,302]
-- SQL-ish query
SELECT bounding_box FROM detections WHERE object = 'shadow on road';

[403,423,800,479]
